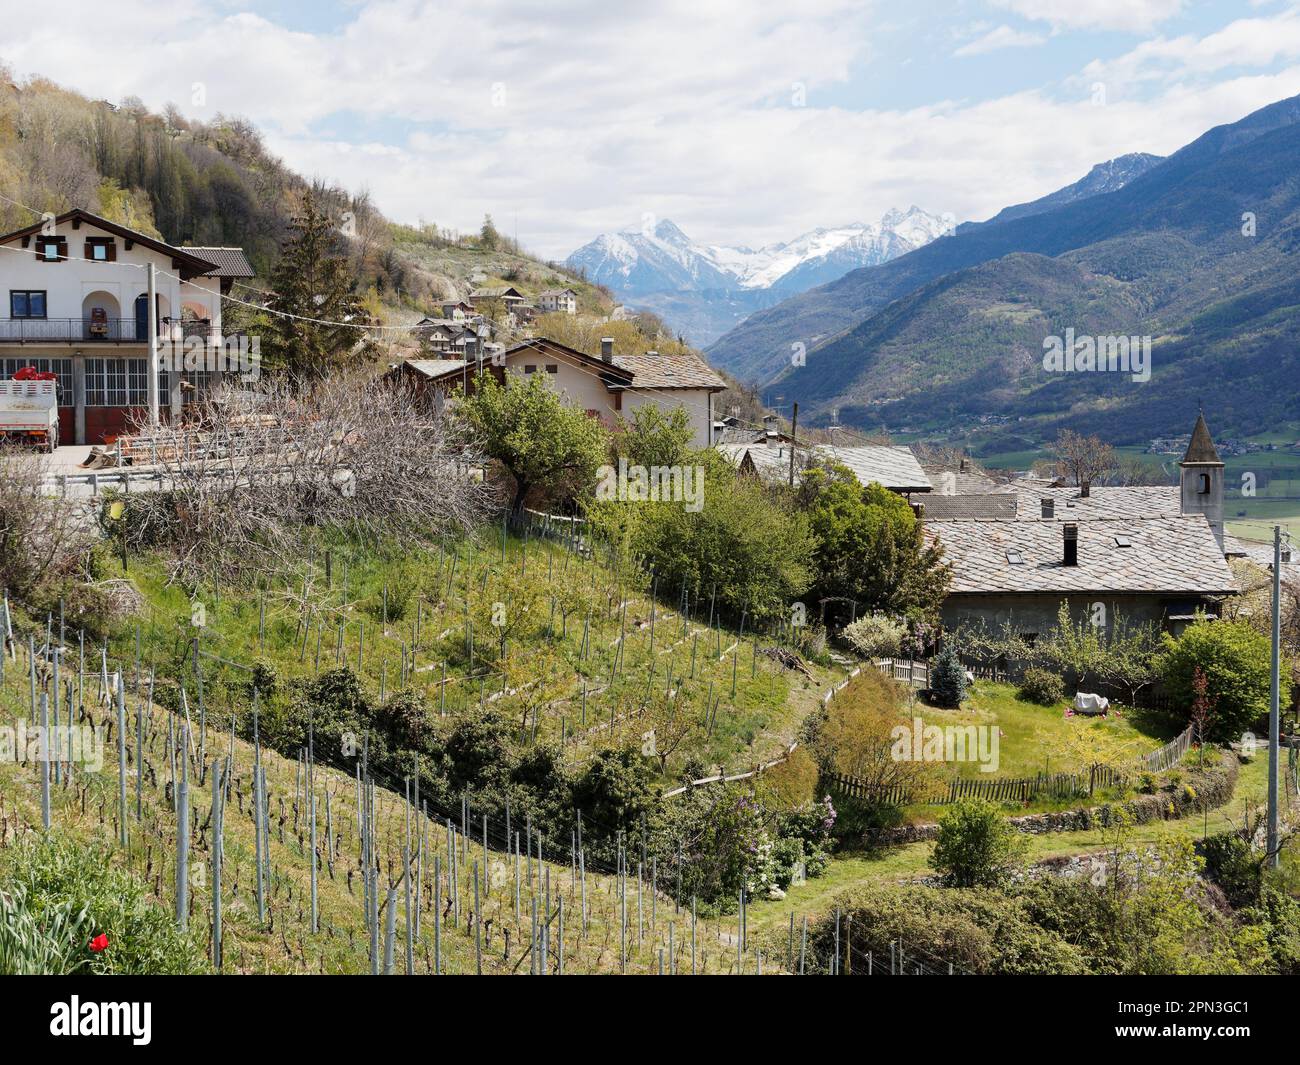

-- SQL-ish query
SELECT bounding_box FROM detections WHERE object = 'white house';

[537,288,577,315]
[391,336,726,447]
[0,208,253,445]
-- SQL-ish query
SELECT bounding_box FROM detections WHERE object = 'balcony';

[0,318,215,345]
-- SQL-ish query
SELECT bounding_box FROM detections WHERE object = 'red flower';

[88,933,109,953]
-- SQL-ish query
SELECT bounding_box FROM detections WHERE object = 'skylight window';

[1006,550,1024,565]
[1114,535,1132,548]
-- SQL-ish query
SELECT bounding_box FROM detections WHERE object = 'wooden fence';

[827,724,1195,807]
[874,658,929,688]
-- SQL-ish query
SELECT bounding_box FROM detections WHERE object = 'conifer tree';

[264,191,372,379]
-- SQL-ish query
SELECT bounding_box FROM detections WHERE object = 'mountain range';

[702,97,1300,451]
[565,208,950,345]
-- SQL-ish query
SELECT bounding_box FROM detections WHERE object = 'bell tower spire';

[1180,410,1224,550]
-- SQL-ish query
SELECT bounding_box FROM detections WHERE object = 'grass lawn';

[904,679,1171,781]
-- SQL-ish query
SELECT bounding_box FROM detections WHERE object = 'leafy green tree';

[614,404,693,469]
[629,451,813,621]
[799,462,949,622]
[1157,619,1286,741]
[264,190,373,379]
[461,371,609,513]
[930,798,1025,888]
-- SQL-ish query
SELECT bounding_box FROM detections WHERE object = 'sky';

[4,0,1300,259]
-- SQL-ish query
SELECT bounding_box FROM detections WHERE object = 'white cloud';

[1,0,1298,259]
[1083,8,1300,87]
[954,24,1048,57]
[992,0,1184,33]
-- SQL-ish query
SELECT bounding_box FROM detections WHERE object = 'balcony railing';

[0,318,216,344]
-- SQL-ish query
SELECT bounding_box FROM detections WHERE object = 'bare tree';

[124,374,493,584]
[0,446,95,602]
[1048,429,1116,487]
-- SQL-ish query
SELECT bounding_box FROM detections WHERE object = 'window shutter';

[106,242,116,262]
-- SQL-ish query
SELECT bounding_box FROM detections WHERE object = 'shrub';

[771,882,1087,975]
[842,614,907,659]
[1196,832,1263,909]
[930,798,1026,888]
[929,644,967,708]
[1018,666,1065,706]
[248,659,279,699]
[1157,619,1285,741]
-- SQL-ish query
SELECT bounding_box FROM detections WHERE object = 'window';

[1006,550,1024,565]
[85,238,116,262]
[524,364,536,374]
[1198,473,1211,495]
[545,364,558,374]
[85,358,165,407]
[10,291,47,318]
[1113,535,1132,548]
[36,238,65,262]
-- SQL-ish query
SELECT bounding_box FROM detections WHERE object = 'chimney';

[1041,497,1054,520]
[959,458,967,473]
[1063,523,1078,566]
[1080,480,1091,498]
[600,337,614,362]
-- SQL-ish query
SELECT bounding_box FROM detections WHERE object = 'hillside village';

[1,73,1300,987]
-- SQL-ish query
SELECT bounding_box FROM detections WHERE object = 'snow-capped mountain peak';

[567,207,949,299]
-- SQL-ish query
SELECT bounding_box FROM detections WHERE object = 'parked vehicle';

[0,375,59,452]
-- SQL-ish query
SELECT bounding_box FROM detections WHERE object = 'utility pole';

[1268,525,1283,869]
[146,262,160,428]
[788,402,798,487]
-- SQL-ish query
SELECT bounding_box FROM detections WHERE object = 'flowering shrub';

[842,614,907,659]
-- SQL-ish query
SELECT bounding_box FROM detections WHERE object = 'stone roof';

[1183,412,1222,464]
[470,286,523,300]
[185,246,255,278]
[714,425,765,446]
[922,463,998,495]
[717,443,804,482]
[926,515,1236,596]
[1000,483,1181,521]
[401,359,470,379]
[814,444,932,492]
[612,353,726,390]
[919,494,1019,520]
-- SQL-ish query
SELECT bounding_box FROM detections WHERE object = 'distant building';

[439,300,475,320]
[537,288,577,315]
[717,437,932,497]
[390,336,726,447]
